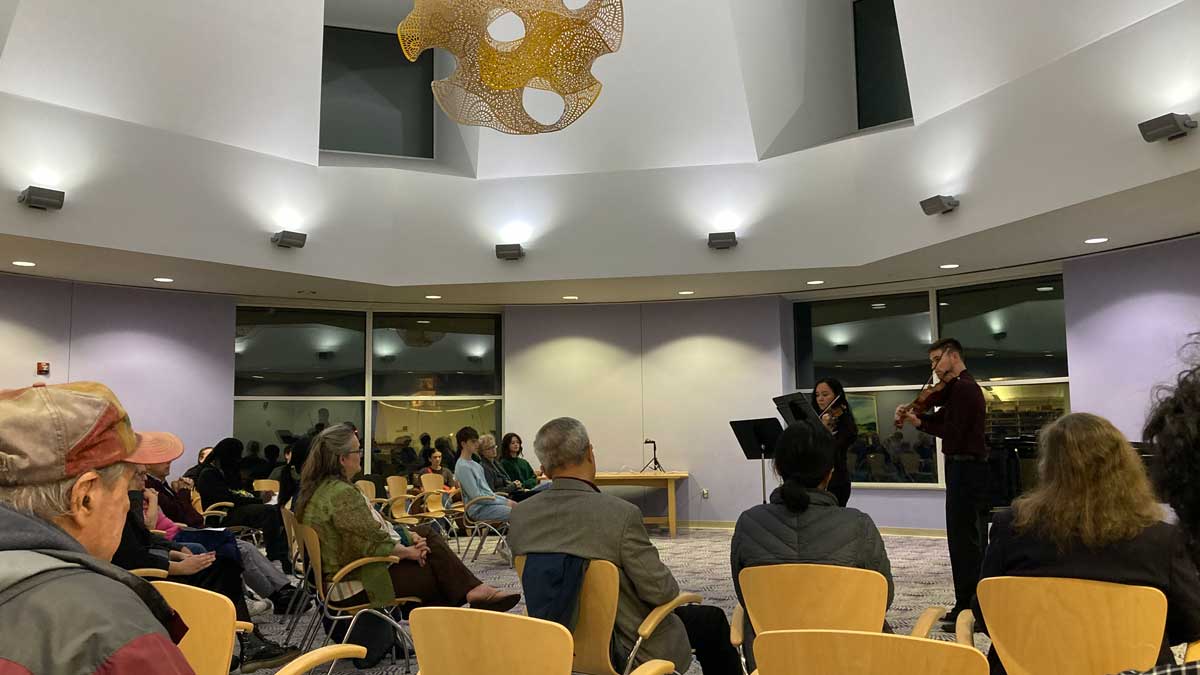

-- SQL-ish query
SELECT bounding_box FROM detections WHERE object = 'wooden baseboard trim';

[879,527,947,538]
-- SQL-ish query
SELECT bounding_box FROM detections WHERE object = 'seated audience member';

[436,435,458,471]
[509,417,740,675]
[453,426,516,523]
[418,432,434,465]
[182,445,212,480]
[479,434,521,493]
[276,436,310,510]
[196,437,289,568]
[295,424,519,611]
[252,443,282,482]
[499,432,542,490]
[730,418,893,669]
[395,434,421,473]
[416,447,457,489]
[114,460,294,670]
[143,450,301,611]
[1120,351,1200,675]
[973,412,1200,674]
[0,382,193,673]
[240,440,268,489]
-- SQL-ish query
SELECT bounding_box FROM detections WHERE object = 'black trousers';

[945,459,992,611]
[674,605,740,675]
[224,503,288,570]
[182,557,252,622]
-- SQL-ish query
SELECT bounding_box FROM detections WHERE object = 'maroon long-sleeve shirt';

[919,370,988,459]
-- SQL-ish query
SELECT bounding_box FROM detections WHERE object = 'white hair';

[533,417,591,474]
[0,462,131,521]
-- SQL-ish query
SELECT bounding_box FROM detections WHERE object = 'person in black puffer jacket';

[730,418,893,670]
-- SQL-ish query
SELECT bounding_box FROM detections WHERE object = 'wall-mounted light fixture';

[920,195,959,215]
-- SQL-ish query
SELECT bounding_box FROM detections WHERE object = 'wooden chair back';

[977,576,1167,675]
[420,472,445,493]
[387,475,409,499]
[409,607,574,675]
[754,629,988,675]
[739,564,887,633]
[295,523,331,603]
[152,581,237,675]
[279,506,301,566]
[253,478,280,493]
[355,479,376,500]
[515,555,622,675]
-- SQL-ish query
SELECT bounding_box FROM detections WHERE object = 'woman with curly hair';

[972,412,1200,674]
[1145,340,1200,563]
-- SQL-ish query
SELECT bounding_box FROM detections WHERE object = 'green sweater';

[499,455,538,490]
[299,479,405,607]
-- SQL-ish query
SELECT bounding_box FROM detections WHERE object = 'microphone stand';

[641,439,666,473]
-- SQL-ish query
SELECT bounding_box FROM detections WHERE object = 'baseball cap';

[0,382,180,486]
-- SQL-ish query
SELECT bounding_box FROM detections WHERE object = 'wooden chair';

[130,567,169,579]
[460,495,510,562]
[293,522,421,666]
[958,576,1200,675]
[409,606,676,675]
[151,581,253,675]
[191,490,236,526]
[278,506,313,644]
[355,478,391,511]
[252,478,280,494]
[153,580,368,675]
[384,475,421,525]
[515,556,702,675]
[275,644,367,675]
[753,629,988,675]
[738,564,943,635]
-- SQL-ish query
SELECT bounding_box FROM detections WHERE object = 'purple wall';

[0,274,235,472]
[1064,236,1200,439]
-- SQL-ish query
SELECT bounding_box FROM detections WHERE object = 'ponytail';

[780,477,813,512]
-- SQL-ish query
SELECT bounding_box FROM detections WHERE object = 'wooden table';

[593,471,689,538]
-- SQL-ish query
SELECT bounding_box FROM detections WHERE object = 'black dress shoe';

[239,633,298,673]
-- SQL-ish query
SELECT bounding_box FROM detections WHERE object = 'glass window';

[235,308,366,396]
[844,388,939,484]
[936,276,1067,380]
[797,293,932,388]
[372,314,500,396]
[369,398,501,476]
[232,400,365,451]
[982,381,1070,496]
[853,0,913,129]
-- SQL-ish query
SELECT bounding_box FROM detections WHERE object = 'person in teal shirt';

[498,432,540,490]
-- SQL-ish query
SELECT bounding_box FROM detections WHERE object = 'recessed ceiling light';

[315,376,325,380]
[677,291,695,296]
[251,375,265,380]
[11,261,36,267]
[1084,237,1109,245]
[893,364,904,368]
[985,352,996,357]
[939,302,949,307]
[834,364,844,368]
[939,264,960,270]
[456,371,464,374]
[152,277,174,283]
[424,295,442,300]
[870,303,887,309]
[562,295,579,300]
[417,320,431,325]
[806,280,825,286]
[1036,286,1055,292]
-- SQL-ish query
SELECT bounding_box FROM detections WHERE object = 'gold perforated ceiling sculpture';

[397,0,623,134]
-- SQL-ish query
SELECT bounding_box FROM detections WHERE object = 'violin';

[819,394,845,434]
[894,350,952,429]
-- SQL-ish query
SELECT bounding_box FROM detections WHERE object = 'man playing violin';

[895,337,989,628]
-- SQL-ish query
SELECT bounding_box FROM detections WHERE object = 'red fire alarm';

[36,362,50,376]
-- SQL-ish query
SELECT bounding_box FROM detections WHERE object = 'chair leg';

[473,528,490,562]
[462,527,478,561]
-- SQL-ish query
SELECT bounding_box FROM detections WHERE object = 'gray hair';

[479,434,497,451]
[0,462,131,521]
[534,417,591,474]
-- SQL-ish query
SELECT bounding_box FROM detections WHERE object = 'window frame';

[793,284,1070,490]
[233,306,503,474]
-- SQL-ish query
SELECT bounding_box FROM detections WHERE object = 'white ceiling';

[0,0,1198,303]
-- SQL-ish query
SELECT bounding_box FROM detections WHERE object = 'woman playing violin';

[812,378,857,507]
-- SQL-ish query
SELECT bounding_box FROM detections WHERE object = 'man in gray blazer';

[508,417,739,675]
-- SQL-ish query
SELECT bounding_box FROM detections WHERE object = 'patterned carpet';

[256,529,973,674]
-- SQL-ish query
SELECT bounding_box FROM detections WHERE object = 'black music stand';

[730,417,784,503]
[772,391,824,428]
